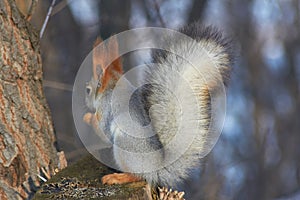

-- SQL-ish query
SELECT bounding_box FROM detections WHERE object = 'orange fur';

[102,173,142,185]
[92,36,123,93]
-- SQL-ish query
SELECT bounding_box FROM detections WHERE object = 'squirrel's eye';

[86,85,92,95]
[97,82,102,88]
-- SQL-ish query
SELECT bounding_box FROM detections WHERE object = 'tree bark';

[0,0,59,199]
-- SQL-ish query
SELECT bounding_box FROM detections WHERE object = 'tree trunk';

[0,0,59,199]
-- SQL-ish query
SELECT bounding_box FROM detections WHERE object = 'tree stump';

[33,154,154,200]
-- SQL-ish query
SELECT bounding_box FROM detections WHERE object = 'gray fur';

[86,23,233,187]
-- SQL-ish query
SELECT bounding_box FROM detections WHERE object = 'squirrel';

[83,22,234,188]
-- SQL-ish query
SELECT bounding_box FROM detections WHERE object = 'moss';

[33,154,153,200]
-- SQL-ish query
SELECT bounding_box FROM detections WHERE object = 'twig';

[36,173,48,182]
[152,0,166,27]
[25,0,38,21]
[52,0,75,16]
[40,0,57,39]
[43,80,73,92]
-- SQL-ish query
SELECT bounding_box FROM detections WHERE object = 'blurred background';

[28,0,300,199]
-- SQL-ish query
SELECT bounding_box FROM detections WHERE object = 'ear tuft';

[92,35,123,93]
[106,35,123,74]
[93,37,105,81]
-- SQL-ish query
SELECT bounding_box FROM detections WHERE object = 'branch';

[152,0,166,27]
[40,0,56,39]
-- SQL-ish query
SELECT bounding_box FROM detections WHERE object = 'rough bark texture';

[0,0,59,199]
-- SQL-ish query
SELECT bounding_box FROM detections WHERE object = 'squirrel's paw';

[101,173,141,185]
[83,112,93,125]
[83,112,101,127]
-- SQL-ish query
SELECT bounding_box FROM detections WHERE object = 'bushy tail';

[142,23,234,186]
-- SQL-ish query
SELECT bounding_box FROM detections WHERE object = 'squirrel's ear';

[106,35,122,75]
[92,36,123,81]
[92,35,123,93]
[92,37,105,81]
[98,36,123,93]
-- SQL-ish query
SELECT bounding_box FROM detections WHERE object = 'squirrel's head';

[85,36,123,110]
